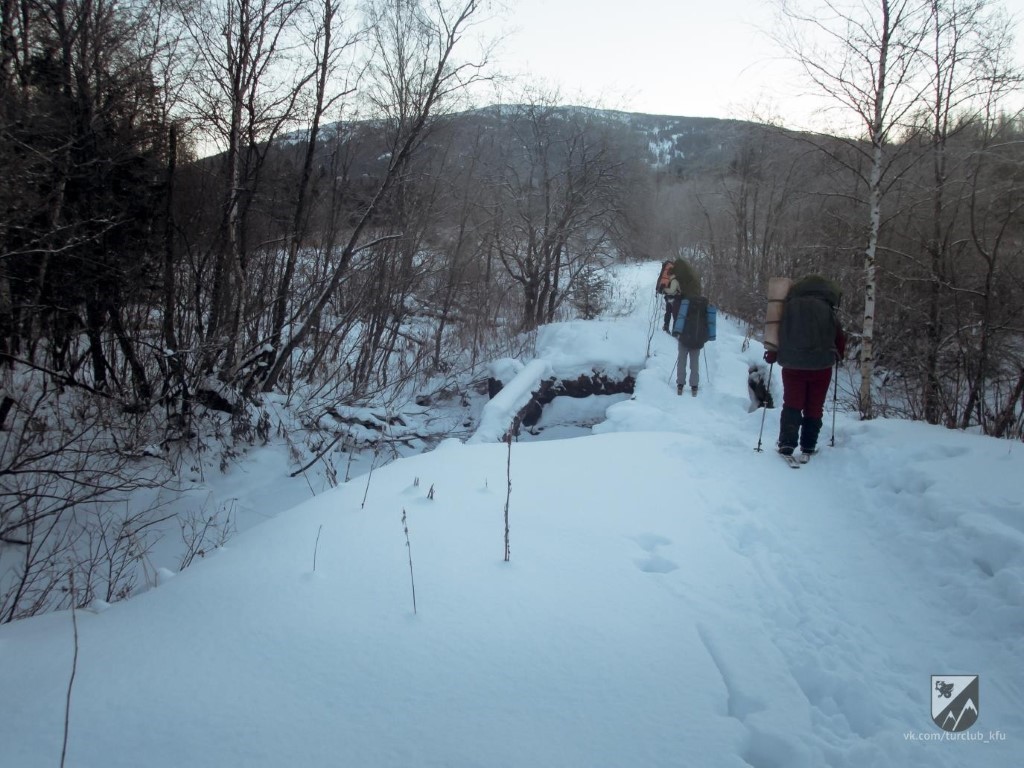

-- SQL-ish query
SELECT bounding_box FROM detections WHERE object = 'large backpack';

[673,296,715,349]
[655,261,674,294]
[777,276,840,369]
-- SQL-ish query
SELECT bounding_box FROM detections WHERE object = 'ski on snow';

[779,452,812,468]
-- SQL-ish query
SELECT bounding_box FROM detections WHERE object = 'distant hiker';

[670,259,716,396]
[763,275,846,456]
[655,261,681,333]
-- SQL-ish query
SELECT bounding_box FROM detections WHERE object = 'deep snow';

[0,263,1021,768]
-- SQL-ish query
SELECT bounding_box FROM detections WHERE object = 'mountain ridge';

[272,103,785,178]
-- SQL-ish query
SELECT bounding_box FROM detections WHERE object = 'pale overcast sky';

[478,0,1024,131]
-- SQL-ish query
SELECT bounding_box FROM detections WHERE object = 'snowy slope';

[0,263,1021,768]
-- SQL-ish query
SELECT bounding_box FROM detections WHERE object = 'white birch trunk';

[860,141,882,419]
[857,0,894,421]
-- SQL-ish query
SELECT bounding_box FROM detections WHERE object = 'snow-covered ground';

[1,263,1021,767]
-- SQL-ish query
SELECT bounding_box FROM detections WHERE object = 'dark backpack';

[678,296,710,349]
[777,278,840,369]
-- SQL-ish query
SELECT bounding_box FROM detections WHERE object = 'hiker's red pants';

[781,367,833,419]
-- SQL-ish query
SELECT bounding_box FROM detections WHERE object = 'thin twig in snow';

[60,581,79,768]
[402,509,417,614]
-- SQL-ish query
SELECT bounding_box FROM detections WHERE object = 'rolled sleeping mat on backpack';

[764,277,793,351]
[672,299,690,336]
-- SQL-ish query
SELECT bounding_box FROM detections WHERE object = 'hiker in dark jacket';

[673,296,717,396]
[670,259,716,396]
[763,275,846,455]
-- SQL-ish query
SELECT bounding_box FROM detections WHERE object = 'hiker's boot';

[800,416,823,454]
[778,407,801,453]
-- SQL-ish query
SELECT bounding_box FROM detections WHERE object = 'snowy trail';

[610,347,915,760]
[597,265,1022,763]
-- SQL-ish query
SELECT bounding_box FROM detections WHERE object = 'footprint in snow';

[630,533,679,573]
[636,554,679,574]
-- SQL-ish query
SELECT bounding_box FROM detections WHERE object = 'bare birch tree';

[778,0,932,418]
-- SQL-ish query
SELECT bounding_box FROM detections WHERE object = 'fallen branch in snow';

[0,354,113,400]
[290,431,346,478]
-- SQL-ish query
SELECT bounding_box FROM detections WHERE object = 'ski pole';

[829,360,839,447]
[702,347,711,385]
[755,362,774,452]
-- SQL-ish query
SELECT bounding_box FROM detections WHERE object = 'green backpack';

[672,258,701,298]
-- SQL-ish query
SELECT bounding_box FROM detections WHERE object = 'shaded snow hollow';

[1,263,1021,768]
